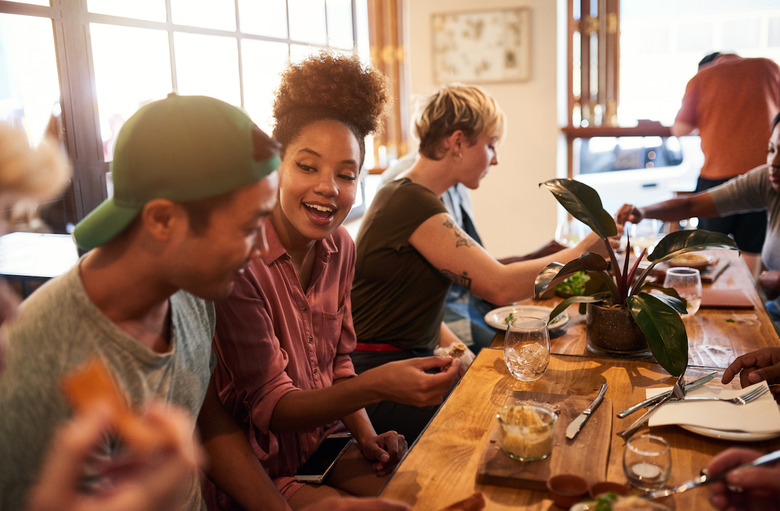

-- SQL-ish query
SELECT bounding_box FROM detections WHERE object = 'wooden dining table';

[379,250,780,510]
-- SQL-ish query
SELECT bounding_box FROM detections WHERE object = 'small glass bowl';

[497,403,557,461]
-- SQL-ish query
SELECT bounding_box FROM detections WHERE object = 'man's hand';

[722,347,780,401]
[25,402,202,511]
[707,448,780,511]
[616,204,643,227]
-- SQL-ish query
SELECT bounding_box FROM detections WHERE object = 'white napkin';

[646,381,780,433]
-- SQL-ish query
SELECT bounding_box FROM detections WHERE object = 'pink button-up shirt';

[210,223,357,498]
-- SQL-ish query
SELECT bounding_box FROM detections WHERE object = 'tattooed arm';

[408,212,606,305]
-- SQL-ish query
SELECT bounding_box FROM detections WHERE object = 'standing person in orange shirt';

[672,52,780,277]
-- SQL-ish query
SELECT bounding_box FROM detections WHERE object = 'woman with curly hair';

[201,52,458,510]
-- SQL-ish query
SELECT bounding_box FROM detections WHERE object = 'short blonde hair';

[415,84,506,160]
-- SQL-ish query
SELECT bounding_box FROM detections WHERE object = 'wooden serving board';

[476,391,612,491]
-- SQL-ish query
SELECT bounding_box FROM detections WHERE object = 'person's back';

[677,55,780,180]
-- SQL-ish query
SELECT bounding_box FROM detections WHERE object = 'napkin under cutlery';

[646,381,780,433]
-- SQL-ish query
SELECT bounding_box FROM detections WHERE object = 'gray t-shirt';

[708,164,780,270]
[0,264,215,510]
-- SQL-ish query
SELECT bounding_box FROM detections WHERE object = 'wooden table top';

[380,351,780,510]
[380,250,780,510]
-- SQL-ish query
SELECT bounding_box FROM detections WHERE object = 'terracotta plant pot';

[585,303,651,358]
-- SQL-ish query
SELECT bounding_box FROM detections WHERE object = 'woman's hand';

[357,431,408,477]
[369,357,459,407]
[707,448,780,511]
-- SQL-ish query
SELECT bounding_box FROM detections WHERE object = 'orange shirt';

[675,54,780,180]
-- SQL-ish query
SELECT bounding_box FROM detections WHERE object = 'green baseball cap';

[73,93,280,250]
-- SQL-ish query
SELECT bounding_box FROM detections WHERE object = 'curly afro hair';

[272,51,389,167]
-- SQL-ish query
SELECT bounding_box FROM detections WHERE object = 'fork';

[671,386,769,405]
[619,372,686,439]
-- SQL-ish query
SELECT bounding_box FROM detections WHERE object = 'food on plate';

[571,493,670,510]
[60,356,170,450]
[668,252,709,268]
[497,404,555,461]
[503,312,514,326]
[554,271,590,296]
[437,491,485,511]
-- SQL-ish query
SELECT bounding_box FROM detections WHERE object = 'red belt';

[354,342,404,352]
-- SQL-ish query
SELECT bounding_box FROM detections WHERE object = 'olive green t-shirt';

[351,178,450,350]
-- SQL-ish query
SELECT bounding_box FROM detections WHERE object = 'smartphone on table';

[294,433,353,484]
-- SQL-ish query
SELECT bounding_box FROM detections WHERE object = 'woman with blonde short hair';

[350,84,605,440]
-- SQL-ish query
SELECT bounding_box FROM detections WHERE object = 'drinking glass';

[623,434,671,490]
[664,267,702,316]
[630,219,664,258]
[555,218,587,248]
[504,316,550,381]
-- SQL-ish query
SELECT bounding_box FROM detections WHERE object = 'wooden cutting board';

[476,391,612,491]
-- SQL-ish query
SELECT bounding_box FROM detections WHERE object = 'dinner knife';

[566,383,608,440]
[616,371,718,419]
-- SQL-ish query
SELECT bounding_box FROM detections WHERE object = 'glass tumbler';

[504,316,550,381]
[664,266,702,316]
[623,434,671,490]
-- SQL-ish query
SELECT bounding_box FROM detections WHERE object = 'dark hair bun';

[273,51,388,141]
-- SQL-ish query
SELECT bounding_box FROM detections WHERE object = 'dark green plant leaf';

[638,283,685,304]
[643,291,687,314]
[648,230,738,262]
[584,270,619,299]
[534,253,607,298]
[549,293,612,320]
[627,292,688,376]
[539,179,618,239]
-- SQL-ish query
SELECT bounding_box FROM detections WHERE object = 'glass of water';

[504,316,550,381]
[623,434,671,490]
[664,267,702,316]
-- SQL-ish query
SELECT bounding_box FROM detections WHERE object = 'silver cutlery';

[566,383,609,440]
[643,448,780,499]
[669,386,768,406]
[619,372,686,439]
[617,372,717,418]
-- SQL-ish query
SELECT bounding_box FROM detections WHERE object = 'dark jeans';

[350,348,451,443]
[696,176,767,253]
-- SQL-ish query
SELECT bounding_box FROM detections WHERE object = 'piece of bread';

[60,357,170,450]
[448,342,467,358]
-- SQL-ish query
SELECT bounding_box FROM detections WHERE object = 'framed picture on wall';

[432,7,531,84]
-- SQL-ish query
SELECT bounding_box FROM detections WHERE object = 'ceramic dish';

[679,424,780,442]
[484,305,569,331]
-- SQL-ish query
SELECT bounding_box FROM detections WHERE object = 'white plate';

[680,424,780,442]
[484,305,569,331]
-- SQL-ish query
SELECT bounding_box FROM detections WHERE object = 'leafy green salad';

[554,271,590,295]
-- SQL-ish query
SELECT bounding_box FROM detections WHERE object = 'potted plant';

[534,179,738,377]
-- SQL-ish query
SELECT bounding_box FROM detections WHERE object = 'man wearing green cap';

[0,94,285,510]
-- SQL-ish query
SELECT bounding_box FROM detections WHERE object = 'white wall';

[406,0,560,258]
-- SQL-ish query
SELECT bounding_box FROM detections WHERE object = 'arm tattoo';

[440,269,472,290]
[442,218,475,249]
